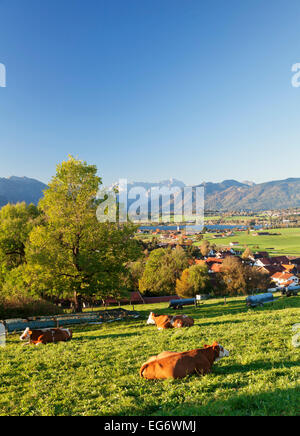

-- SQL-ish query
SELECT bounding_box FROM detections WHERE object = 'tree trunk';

[73,291,83,313]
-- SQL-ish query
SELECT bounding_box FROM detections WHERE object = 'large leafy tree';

[139,246,189,296]
[176,264,211,298]
[25,156,140,311]
[220,257,246,295]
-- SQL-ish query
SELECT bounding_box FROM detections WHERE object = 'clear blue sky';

[0,0,300,186]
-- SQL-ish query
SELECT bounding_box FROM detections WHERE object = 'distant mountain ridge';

[0,176,47,207]
[116,177,300,212]
[1,176,300,211]
[201,178,300,211]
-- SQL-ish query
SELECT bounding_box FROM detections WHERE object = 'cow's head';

[210,341,230,362]
[146,312,156,325]
[20,327,32,341]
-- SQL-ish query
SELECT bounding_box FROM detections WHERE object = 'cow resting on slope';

[146,312,194,329]
[20,327,72,345]
[140,342,229,379]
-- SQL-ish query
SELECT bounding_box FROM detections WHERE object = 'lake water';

[139,224,263,232]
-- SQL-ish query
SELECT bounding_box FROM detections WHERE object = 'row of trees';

[127,246,271,298]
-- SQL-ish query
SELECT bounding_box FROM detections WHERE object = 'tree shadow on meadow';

[198,319,245,328]
[115,386,299,416]
[72,331,143,342]
[214,358,300,376]
[158,386,300,416]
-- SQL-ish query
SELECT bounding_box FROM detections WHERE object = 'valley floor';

[201,227,300,256]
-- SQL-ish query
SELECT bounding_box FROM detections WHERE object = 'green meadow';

[0,295,299,416]
[199,227,300,256]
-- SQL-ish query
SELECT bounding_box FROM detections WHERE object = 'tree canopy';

[220,256,271,296]
[0,202,40,270]
[200,240,210,257]
[139,246,189,296]
[25,156,140,310]
[176,264,211,298]
[0,202,40,290]
[242,247,253,260]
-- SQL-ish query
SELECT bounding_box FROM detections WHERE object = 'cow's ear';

[212,341,219,347]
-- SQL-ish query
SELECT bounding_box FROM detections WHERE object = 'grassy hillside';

[198,227,300,256]
[0,295,299,416]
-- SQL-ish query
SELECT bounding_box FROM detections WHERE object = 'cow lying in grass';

[20,327,72,345]
[146,312,194,329]
[140,342,229,379]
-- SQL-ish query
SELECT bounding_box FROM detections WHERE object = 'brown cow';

[140,342,229,379]
[20,327,72,345]
[146,312,194,330]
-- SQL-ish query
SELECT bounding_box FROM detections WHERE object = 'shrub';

[0,295,64,320]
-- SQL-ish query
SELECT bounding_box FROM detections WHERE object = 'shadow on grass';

[160,386,300,416]
[116,387,299,416]
[72,332,143,342]
[198,319,245,327]
[215,359,300,376]
[141,359,300,380]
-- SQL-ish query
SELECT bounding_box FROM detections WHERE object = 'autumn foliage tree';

[242,247,253,260]
[200,240,210,257]
[220,256,271,296]
[176,264,211,298]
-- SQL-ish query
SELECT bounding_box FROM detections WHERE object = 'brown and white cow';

[140,342,229,379]
[146,312,194,329]
[20,327,72,345]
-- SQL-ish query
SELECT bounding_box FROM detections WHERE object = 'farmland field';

[199,227,300,256]
[0,295,299,416]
